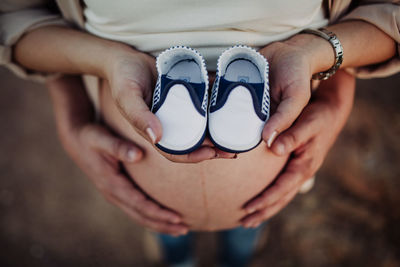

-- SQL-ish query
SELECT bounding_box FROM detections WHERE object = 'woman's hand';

[104,47,229,163]
[258,40,316,147]
[241,70,356,228]
[47,75,189,236]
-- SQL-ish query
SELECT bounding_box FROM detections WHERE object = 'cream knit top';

[83,0,328,70]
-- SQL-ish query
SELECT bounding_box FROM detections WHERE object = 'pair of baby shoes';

[151,45,270,155]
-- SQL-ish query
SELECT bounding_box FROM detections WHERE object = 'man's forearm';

[47,76,94,135]
[314,70,356,136]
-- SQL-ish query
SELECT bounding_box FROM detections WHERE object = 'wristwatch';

[300,28,344,80]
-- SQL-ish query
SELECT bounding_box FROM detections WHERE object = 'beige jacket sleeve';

[340,1,400,78]
[0,1,68,82]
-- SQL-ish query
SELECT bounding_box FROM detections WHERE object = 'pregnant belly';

[99,82,288,231]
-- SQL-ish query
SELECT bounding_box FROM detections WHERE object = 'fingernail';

[180,229,188,235]
[267,130,278,148]
[146,127,157,144]
[247,223,254,228]
[170,217,181,224]
[127,149,138,162]
[243,223,251,228]
[246,207,255,214]
[275,142,286,156]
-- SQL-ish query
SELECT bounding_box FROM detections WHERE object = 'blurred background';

[0,66,399,267]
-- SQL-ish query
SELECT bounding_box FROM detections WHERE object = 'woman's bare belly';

[99,82,288,231]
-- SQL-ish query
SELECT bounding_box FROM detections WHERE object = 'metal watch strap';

[300,28,344,80]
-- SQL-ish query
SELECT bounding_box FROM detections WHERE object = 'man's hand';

[47,75,188,236]
[241,70,356,228]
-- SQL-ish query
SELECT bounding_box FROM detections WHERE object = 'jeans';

[157,224,266,267]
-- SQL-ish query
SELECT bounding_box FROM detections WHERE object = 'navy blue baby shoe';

[208,45,270,153]
[152,46,209,155]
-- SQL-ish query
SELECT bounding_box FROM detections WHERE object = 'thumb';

[84,125,143,163]
[114,83,162,145]
[270,109,319,156]
[263,78,310,148]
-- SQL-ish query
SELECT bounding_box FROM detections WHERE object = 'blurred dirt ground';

[0,67,399,267]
